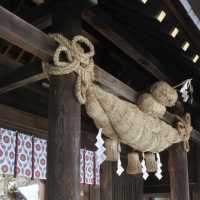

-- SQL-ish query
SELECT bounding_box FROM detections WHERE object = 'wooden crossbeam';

[163,0,200,51]
[0,6,137,100]
[82,7,170,82]
[0,6,199,143]
[0,58,48,96]
[0,104,48,138]
[0,72,46,95]
[0,6,56,61]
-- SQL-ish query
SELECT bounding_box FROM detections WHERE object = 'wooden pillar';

[168,143,190,200]
[134,175,144,200]
[47,1,82,200]
[194,146,200,200]
[48,74,81,200]
[100,162,113,200]
[89,186,100,200]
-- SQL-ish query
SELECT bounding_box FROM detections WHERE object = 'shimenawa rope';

[43,34,95,104]
[43,34,192,152]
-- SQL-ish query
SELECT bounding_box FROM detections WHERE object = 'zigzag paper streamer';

[116,143,124,176]
[179,79,193,103]
[141,153,149,180]
[95,128,106,166]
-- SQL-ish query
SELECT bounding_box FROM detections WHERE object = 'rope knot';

[72,35,95,65]
[176,113,192,152]
[43,34,95,104]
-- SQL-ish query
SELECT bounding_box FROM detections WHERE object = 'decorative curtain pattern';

[0,128,16,175]
[16,133,32,178]
[80,149,100,185]
[33,137,47,179]
[0,128,100,185]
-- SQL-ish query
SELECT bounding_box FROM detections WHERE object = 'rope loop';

[72,35,95,65]
[43,33,95,104]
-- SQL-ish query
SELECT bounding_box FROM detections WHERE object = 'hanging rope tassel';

[105,139,118,161]
[145,153,157,173]
[126,152,142,175]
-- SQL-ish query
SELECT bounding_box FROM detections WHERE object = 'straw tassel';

[145,153,157,173]
[126,152,142,175]
[105,139,118,161]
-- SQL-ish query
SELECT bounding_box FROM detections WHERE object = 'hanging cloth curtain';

[0,128,100,185]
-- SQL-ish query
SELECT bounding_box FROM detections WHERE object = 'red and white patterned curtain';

[0,128,100,185]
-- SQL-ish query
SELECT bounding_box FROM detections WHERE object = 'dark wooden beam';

[0,58,48,96]
[48,74,81,200]
[194,146,200,200]
[100,162,113,200]
[0,103,48,138]
[168,143,190,200]
[82,7,170,82]
[32,14,52,30]
[0,6,137,100]
[0,6,56,61]
[47,1,81,200]
[0,54,21,71]
[0,72,46,95]
[163,0,200,51]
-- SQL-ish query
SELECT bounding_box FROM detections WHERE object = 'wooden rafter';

[0,103,48,137]
[82,7,171,82]
[0,6,137,100]
[163,0,200,51]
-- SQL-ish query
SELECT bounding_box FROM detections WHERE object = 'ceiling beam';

[0,103,48,138]
[0,6,56,61]
[0,57,48,96]
[163,0,200,50]
[0,72,46,95]
[82,7,171,83]
[0,6,137,100]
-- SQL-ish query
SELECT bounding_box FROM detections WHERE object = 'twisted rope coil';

[43,34,192,152]
[43,34,95,104]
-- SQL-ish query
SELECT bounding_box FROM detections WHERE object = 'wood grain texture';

[0,6,56,61]
[47,1,81,200]
[48,74,81,200]
[100,162,113,200]
[0,104,48,137]
[168,143,190,200]
[0,72,47,95]
[82,7,170,82]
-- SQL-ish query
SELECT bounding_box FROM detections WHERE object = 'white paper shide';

[95,128,106,166]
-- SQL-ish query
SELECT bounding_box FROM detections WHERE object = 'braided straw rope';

[43,34,192,153]
[43,34,95,104]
